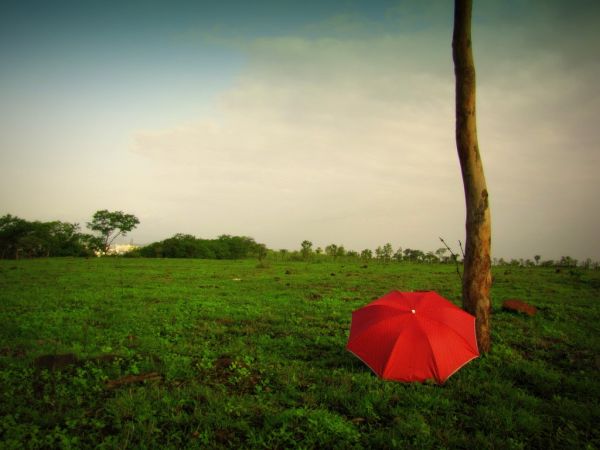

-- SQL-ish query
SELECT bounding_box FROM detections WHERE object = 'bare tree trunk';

[452,0,492,353]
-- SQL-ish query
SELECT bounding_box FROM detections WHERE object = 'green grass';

[1,257,599,449]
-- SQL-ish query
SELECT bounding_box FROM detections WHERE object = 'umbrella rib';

[381,332,404,379]
[348,307,409,346]
[418,316,479,383]
[419,321,442,383]
[418,315,478,353]
[380,318,441,382]
[346,347,383,379]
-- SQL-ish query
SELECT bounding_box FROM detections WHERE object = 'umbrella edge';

[439,352,480,384]
[438,318,480,383]
[345,346,384,379]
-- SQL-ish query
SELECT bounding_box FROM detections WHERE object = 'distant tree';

[435,247,448,262]
[44,221,95,257]
[346,250,359,258]
[558,256,577,268]
[300,240,313,260]
[217,235,258,259]
[315,247,323,256]
[87,210,139,253]
[256,243,267,261]
[424,251,438,264]
[381,243,393,263]
[0,215,31,258]
[534,255,541,265]
[14,230,46,258]
[393,248,403,262]
[0,214,92,259]
[403,248,424,262]
[1,215,27,258]
[361,249,373,261]
[416,249,426,262]
[139,233,264,260]
[375,246,384,261]
[336,245,346,258]
[325,244,338,259]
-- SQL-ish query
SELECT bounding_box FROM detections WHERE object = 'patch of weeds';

[254,407,360,449]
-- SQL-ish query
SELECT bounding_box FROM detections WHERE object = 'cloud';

[131,34,467,248]
[132,20,600,259]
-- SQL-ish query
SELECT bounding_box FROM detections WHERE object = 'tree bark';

[452,0,492,352]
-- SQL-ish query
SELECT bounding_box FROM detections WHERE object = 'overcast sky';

[1,0,599,261]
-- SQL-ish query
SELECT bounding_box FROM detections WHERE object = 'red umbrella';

[346,290,479,384]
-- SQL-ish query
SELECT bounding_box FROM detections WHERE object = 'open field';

[1,257,599,449]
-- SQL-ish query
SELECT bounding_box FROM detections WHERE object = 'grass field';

[1,257,599,449]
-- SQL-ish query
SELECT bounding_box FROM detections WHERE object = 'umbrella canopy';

[346,290,479,384]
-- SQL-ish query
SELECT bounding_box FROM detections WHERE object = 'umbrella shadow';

[288,337,363,371]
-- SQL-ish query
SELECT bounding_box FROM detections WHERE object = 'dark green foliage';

[139,234,264,260]
[0,259,599,448]
[300,240,313,260]
[403,248,426,262]
[0,214,94,259]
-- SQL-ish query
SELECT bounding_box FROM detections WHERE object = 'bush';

[138,234,266,260]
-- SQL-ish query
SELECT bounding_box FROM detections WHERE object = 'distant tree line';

[0,214,95,259]
[282,240,599,269]
[492,255,598,269]
[136,234,265,260]
[0,210,138,259]
[288,241,459,264]
[2,212,596,268]
[0,212,266,261]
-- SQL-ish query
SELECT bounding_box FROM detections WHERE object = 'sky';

[1,0,599,261]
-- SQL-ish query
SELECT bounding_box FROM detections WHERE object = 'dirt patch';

[33,353,123,371]
[537,336,565,349]
[502,299,537,316]
[212,356,261,393]
[34,353,78,371]
[306,292,322,301]
[214,428,236,445]
[0,346,27,358]
[214,356,234,372]
[105,372,162,389]
[215,317,236,325]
